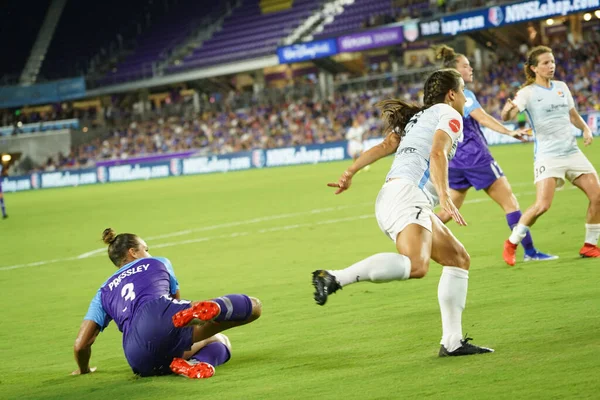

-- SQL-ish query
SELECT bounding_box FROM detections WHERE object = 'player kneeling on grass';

[72,228,262,379]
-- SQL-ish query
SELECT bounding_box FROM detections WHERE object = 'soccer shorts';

[533,152,597,188]
[123,296,194,377]
[449,160,505,191]
[347,139,364,158]
[375,179,434,241]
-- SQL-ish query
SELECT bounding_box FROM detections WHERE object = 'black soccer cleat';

[312,270,341,306]
[438,337,494,357]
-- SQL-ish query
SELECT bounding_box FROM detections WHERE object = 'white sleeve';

[513,87,530,112]
[434,105,463,141]
[563,82,575,109]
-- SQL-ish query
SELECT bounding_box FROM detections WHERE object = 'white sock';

[509,224,529,245]
[585,223,600,245]
[328,253,411,287]
[438,266,469,352]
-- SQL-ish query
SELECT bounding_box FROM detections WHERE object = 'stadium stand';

[22,31,600,174]
[100,0,228,85]
[166,0,324,73]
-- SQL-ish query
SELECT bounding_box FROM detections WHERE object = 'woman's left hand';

[583,130,593,146]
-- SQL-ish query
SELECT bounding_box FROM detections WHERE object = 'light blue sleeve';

[463,89,482,118]
[154,257,179,294]
[84,290,111,331]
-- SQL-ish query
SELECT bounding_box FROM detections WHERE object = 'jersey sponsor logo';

[449,119,461,133]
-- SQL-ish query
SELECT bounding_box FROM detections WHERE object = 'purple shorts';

[449,160,505,191]
[123,296,194,377]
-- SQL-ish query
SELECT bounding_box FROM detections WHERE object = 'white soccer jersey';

[385,103,463,206]
[514,81,579,160]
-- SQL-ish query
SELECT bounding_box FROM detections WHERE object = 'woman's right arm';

[73,320,100,375]
[327,132,400,195]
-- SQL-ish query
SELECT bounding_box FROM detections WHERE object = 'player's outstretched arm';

[72,320,100,375]
[470,108,528,141]
[569,107,594,146]
[327,132,400,194]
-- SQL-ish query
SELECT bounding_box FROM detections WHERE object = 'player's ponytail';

[377,69,462,136]
[376,99,422,136]
[522,45,553,87]
[433,44,464,69]
[102,228,141,267]
[102,228,117,245]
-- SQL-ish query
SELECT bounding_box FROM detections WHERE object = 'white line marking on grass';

[76,202,373,259]
[0,186,577,272]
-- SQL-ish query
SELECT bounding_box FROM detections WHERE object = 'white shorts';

[347,140,364,158]
[375,179,433,242]
[534,152,597,188]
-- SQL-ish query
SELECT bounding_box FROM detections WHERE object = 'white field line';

[0,203,370,271]
[0,186,577,272]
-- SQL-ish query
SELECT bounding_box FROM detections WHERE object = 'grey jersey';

[514,81,579,160]
[385,103,463,206]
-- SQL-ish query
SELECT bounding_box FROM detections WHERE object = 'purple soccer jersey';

[84,257,179,334]
[448,89,494,169]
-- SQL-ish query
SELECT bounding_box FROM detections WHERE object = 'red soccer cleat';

[170,358,215,379]
[579,243,600,258]
[503,240,517,266]
[172,301,221,328]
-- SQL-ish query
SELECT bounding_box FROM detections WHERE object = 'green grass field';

[1,139,599,400]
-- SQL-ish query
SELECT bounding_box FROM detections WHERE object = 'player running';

[501,46,600,263]
[73,228,262,378]
[434,44,556,262]
[314,69,494,357]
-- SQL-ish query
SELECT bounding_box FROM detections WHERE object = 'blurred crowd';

[10,30,600,174]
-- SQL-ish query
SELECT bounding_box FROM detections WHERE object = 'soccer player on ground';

[73,228,262,378]
[434,45,555,262]
[314,69,494,357]
[501,46,600,263]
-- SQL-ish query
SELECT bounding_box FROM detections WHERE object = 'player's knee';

[213,333,232,351]
[455,246,471,270]
[444,244,470,270]
[436,211,451,224]
[591,192,600,209]
[410,258,430,279]
[249,297,262,321]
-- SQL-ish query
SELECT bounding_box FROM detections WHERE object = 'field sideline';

[0,139,598,400]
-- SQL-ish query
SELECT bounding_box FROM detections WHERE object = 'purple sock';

[213,294,253,322]
[506,211,535,253]
[190,342,231,367]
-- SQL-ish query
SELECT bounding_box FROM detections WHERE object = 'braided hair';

[376,68,463,136]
